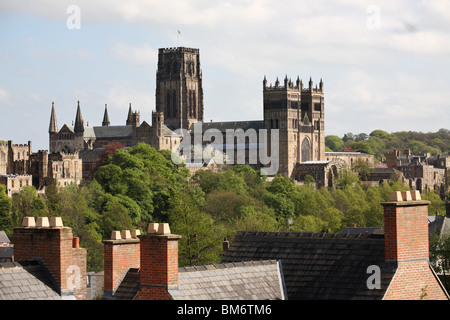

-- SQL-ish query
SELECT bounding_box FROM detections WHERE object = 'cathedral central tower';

[155,47,204,130]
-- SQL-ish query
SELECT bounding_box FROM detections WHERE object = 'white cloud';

[0,88,8,102]
[110,42,157,66]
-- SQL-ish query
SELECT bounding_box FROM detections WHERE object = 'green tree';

[352,158,373,181]
[169,189,227,266]
[0,185,12,236]
[325,135,344,151]
[11,186,48,224]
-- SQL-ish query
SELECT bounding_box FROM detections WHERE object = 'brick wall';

[382,191,449,300]
[384,260,448,300]
[103,235,140,297]
[13,217,87,299]
[383,199,429,262]
[72,246,87,300]
[136,223,181,300]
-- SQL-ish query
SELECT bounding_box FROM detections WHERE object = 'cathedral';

[48,46,367,186]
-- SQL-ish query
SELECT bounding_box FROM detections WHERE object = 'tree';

[430,233,450,292]
[354,133,369,142]
[352,158,373,181]
[0,185,12,236]
[169,189,227,266]
[11,186,48,224]
[99,141,126,163]
[370,129,391,140]
[325,135,344,151]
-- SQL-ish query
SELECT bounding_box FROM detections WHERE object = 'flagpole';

[177,30,181,47]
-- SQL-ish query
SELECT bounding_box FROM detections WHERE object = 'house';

[221,190,449,300]
[102,224,286,300]
[0,217,87,300]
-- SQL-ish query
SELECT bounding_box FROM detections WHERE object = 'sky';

[0,0,449,152]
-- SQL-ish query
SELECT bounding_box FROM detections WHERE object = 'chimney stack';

[13,217,87,299]
[383,190,429,263]
[381,191,448,299]
[102,229,141,298]
[137,223,181,300]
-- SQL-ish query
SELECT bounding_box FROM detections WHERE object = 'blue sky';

[1,0,449,152]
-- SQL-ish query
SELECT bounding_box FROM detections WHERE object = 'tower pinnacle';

[49,102,58,134]
[102,104,110,127]
[74,100,84,133]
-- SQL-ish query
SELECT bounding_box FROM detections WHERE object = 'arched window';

[301,137,311,162]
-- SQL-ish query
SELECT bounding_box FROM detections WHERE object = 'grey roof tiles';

[221,231,395,300]
[0,261,61,300]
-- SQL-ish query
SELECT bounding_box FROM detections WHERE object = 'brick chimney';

[382,191,449,300]
[136,223,181,300]
[102,229,141,298]
[13,217,87,299]
[383,191,429,263]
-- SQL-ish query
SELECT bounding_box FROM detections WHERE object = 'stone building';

[27,150,82,190]
[0,174,33,197]
[0,140,32,176]
[46,46,370,185]
[385,149,447,196]
[49,102,181,155]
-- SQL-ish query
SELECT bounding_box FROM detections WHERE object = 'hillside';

[325,128,450,162]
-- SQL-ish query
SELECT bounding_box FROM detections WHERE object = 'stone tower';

[49,101,58,152]
[263,76,325,177]
[72,100,86,151]
[155,47,204,130]
[126,103,140,127]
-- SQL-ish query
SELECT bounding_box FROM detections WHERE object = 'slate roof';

[170,260,285,300]
[0,247,13,260]
[0,260,62,300]
[110,260,286,300]
[221,231,395,300]
[93,126,133,138]
[110,268,140,300]
[0,231,10,244]
[429,215,450,241]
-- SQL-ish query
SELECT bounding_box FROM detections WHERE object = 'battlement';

[159,47,199,54]
[264,76,323,93]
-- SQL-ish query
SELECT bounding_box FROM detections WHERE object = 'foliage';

[430,233,450,292]
[2,137,448,272]
[326,129,450,162]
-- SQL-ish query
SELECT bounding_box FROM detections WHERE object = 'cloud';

[0,87,8,102]
[110,42,157,66]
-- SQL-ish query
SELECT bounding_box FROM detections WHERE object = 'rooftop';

[221,231,394,300]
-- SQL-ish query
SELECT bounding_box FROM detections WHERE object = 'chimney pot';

[131,230,141,238]
[410,190,421,201]
[147,223,159,234]
[401,191,412,201]
[111,231,122,240]
[157,223,171,234]
[73,237,79,248]
[36,217,50,227]
[390,191,403,202]
[50,217,63,227]
[121,230,131,239]
[22,217,36,227]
